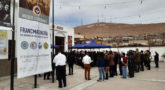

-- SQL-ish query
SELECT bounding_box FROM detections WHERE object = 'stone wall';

[0,59,17,77]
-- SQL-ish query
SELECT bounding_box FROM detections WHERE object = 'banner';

[68,36,72,48]
[0,0,11,27]
[19,0,50,24]
[0,30,8,55]
[17,0,51,78]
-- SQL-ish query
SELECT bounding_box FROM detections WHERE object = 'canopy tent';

[79,41,87,47]
[84,40,111,48]
[51,44,60,49]
[69,41,88,49]
[81,41,87,45]
[69,40,111,49]
[69,43,82,49]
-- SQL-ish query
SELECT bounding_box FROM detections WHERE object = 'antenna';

[81,16,83,25]
[97,15,100,22]
[78,6,81,10]
[139,15,142,24]
[140,0,143,4]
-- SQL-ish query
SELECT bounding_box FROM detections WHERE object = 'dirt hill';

[74,22,165,39]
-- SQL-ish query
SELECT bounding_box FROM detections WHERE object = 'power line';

[54,0,165,26]
[143,16,165,22]
[54,0,142,8]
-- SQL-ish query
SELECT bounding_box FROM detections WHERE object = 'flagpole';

[11,0,15,90]
[52,0,55,83]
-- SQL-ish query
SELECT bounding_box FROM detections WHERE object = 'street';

[0,62,165,90]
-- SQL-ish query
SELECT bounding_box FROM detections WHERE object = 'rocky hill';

[74,22,165,39]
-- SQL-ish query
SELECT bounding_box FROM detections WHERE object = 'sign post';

[11,0,15,90]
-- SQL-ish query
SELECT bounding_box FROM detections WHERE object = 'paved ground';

[0,62,165,90]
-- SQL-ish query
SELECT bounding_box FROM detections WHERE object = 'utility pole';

[52,0,55,83]
[148,38,151,51]
[11,0,15,90]
[163,33,165,45]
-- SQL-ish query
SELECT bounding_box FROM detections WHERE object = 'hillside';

[74,22,165,39]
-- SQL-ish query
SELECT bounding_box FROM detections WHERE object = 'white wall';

[96,47,165,61]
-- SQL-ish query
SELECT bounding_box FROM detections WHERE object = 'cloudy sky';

[50,0,165,27]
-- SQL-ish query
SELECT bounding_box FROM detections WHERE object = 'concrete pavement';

[0,62,165,90]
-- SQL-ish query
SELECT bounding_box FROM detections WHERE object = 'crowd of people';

[67,49,159,80]
[43,48,159,88]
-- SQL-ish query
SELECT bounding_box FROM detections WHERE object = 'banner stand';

[34,75,38,88]
[17,0,52,78]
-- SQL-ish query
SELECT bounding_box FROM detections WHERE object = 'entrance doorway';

[55,36,64,52]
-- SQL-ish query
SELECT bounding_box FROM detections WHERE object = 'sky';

[49,0,165,27]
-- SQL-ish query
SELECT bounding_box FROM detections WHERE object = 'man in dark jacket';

[114,52,118,76]
[140,50,144,71]
[135,49,141,72]
[97,53,105,81]
[109,51,115,77]
[145,50,151,70]
[68,51,75,75]
[154,51,159,68]
[127,50,135,78]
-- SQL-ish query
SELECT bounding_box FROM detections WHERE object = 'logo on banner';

[30,42,37,50]
[38,42,42,49]
[33,5,41,16]
[21,41,29,50]
[43,42,49,49]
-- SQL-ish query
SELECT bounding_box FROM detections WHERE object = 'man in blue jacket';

[97,52,106,81]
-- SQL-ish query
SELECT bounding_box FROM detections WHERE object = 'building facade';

[50,24,74,52]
